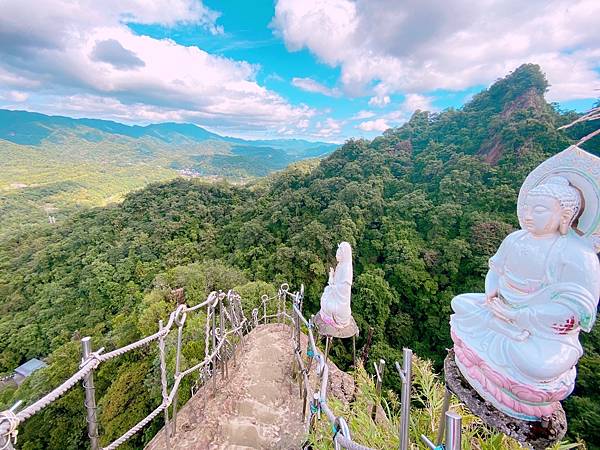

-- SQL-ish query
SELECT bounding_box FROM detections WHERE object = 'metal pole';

[310,393,320,429]
[324,336,331,366]
[158,321,171,450]
[397,348,412,450]
[445,411,462,450]
[220,300,226,379]
[211,305,217,393]
[371,359,385,421]
[172,317,184,435]
[307,317,314,373]
[81,337,99,450]
[263,298,267,324]
[436,389,451,446]
[296,305,301,352]
[301,379,307,419]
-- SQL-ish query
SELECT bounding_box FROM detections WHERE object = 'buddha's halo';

[517,146,600,250]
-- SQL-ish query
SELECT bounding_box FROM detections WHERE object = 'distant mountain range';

[0,109,337,161]
[0,109,338,229]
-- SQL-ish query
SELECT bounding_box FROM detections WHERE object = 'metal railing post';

[307,316,314,373]
[445,412,462,450]
[436,389,451,446]
[263,298,267,324]
[296,298,301,352]
[310,393,320,429]
[219,300,226,379]
[157,321,171,450]
[81,337,99,450]
[421,411,462,450]
[172,313,185,436]
[371,359,385,421]
[395,348,412,450]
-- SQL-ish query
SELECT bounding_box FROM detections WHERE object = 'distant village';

[177,168,203,178]
[1,358,47,387]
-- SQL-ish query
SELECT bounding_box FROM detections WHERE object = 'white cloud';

[368,95,390,107]
[273,0,600,101]
[272,0,358,66]
[356,94,436,133]
[0,0,314,136]
[351,110,375,120]
[357,118,389,132]
[384,93,436,124]
[292,77,341,97]
[315,117,343,137]
[401,93,434,113]
[0,90,29,102]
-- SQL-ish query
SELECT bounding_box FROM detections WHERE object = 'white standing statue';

[450,146,600,421]
[319,241,354,328]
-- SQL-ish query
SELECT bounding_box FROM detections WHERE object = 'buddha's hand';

[484,289,498,304]
[328,267,335,284]
[487,296,518,322]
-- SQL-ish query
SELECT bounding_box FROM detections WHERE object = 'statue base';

[313,313,359,338]
[444,349,567,450]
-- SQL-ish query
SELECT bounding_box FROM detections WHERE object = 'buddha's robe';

[320,262,352,327]
[450,230,600,419]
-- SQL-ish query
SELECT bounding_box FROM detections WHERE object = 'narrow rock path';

[145,323,305,450]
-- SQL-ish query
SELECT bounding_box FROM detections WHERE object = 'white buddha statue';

[319,241,353,328]
[450,146,600,421]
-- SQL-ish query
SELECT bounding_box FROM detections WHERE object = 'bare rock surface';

[313,313,358,339]
[298,332,355,406]
[145,324,305,450]
[444,349,567,450]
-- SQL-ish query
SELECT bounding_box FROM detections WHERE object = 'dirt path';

[145,323,306,450]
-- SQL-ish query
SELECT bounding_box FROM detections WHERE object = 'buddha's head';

[524,176,581,236]
[336,241,352,263]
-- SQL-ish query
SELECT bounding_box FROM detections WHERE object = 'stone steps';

[144,323,305,450]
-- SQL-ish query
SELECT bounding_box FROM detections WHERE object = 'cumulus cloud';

[368,95,390,107]
[292,77,341,97]
[0,0,313,135]
[351,110,375,120]
[90,39,145,69]
[401,93,434,113]
[356,94,436,133]
[315,117,343,137]
[0,90,29,102]
[358,118,389,132]
[273,0,600,101]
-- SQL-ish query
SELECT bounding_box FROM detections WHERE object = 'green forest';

[0,64,598,449]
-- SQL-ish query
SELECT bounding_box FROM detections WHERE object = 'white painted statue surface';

[450,146,600,421]
[319,242,353,328]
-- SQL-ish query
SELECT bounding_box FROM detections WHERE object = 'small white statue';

[450,146,600,421]
[319,242,353,328]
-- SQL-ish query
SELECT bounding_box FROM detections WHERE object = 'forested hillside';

[0,64,598,449]
[0,111,336,231]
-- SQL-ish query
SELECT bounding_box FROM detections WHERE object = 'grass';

[309,357,583,449]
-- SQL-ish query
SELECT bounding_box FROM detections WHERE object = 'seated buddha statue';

[450,147,600,421]
[319,241,353,328]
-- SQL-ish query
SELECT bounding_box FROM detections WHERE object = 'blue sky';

[0,0,598,142]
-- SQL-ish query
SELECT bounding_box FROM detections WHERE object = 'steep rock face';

[477,86,548,164]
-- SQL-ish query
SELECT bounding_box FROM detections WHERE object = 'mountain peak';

[465,64,548,114]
